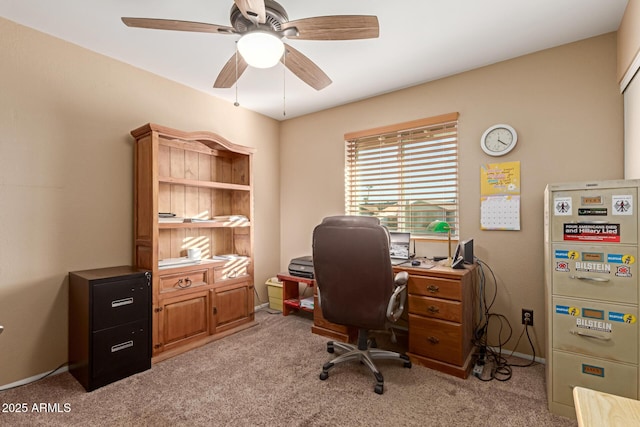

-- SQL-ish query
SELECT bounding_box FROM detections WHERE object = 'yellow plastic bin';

[265,277,283,312]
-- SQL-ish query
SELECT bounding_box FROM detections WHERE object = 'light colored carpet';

[1,309,576,426]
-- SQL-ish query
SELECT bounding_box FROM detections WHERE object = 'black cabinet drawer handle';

[427,305,440,313]
[427,336,439,344]
[427,285,439,293]
[111,340,134,353]
[111,297,134,308]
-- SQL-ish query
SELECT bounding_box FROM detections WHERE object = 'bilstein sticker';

[609,312,637,324]
[556,305,580,316]
[576,318,612,333]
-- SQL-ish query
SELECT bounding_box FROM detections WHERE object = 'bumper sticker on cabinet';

[555,249,580,260]
[609,312,637,324]
[564,223,621,243]
[612,195,633,215]
[608,254,636,264]
[554,197,572,215]
[575,317,612,333]
[556,305,580,316]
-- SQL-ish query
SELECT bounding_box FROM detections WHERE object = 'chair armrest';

[394,271,409,286]
[387,271,408,322]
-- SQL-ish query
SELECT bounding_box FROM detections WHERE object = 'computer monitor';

[461,238,474,264]
[389,231,411,265]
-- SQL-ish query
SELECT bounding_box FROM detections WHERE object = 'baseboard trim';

[0,364,69,391]
[489,346,546,365]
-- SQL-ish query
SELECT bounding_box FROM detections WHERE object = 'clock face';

[481,124,517,156]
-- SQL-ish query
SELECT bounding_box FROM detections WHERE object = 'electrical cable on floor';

[471,258,537,382]
[0,362,68,392]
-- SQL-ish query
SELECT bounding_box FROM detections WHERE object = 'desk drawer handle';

[111,340,134,353]
[111,297,133,308]
[177,278,192,288]
[427,285,439,293]
[427,305,440,314]
[427,336,439,344]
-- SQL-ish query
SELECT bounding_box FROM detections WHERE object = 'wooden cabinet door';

[157,289,209,353]
[210,281,254,334]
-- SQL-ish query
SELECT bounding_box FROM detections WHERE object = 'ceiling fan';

[121,0,379,91]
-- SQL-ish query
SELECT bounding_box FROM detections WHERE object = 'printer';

[288,256,314,279]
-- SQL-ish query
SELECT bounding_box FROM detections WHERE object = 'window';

[345,112,459,237]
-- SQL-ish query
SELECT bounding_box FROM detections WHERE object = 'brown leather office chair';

[312,215,411,394]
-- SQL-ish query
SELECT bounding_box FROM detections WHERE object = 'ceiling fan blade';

[121,17,235,34]
[234,0,267,24]
[281,44,332,91]
[214,52,249,88]
[281,15,379,40]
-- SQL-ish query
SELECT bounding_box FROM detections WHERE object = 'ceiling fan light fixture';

[237,31,284,68]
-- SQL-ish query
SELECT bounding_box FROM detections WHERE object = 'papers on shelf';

[300,296,314,310]
[158,257,201,269]
[158,216,186,223]
[212,254,243,260]
[158,214,249,225]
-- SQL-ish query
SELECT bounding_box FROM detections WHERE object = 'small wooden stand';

[276,273,356,343]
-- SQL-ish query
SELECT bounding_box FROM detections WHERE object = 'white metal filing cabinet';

[544,179,640,418]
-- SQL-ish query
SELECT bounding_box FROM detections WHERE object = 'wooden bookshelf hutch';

[131,123,256,361]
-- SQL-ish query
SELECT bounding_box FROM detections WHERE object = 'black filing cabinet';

[69,266,151,391]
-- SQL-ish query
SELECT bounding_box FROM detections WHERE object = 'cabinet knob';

[427,336,439,344]
[427,285,439,293]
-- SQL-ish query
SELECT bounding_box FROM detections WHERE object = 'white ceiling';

[0,0,629,120]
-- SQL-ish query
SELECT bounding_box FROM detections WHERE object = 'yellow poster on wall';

[480,161,520,195]
[480,161,521,230]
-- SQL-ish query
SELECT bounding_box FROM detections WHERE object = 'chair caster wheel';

[370,338,377,348]
[374,384,384,395]
[404,361,412,368]
[320,372,329,381]
[327,343,334,354]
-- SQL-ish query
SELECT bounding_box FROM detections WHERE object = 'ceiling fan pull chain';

[234,41,240,107]
[282,50,286,117]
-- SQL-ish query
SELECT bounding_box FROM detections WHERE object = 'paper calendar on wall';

[480,161,521,230]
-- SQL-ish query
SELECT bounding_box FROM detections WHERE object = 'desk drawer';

[409,294,461,322]
[408,276,461,301]
[159,269,208,293]
[409,314,463,365]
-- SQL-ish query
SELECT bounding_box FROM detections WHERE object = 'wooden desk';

[276,273,357,343]
[397,262,477,379]
[573,386,640,426]
[278,263,477,379]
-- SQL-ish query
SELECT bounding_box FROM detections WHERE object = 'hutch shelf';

[131,123,256,362]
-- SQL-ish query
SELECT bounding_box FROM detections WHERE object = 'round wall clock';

[480,124,518,156]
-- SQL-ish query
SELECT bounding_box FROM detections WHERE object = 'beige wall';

[620,1,640,179]
[0,17,281,386]
[280,33,623,358]
[618,0,640,85]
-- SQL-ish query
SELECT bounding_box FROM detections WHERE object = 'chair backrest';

[312,215,394,330]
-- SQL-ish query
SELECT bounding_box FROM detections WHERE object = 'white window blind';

[345,112,459,237]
